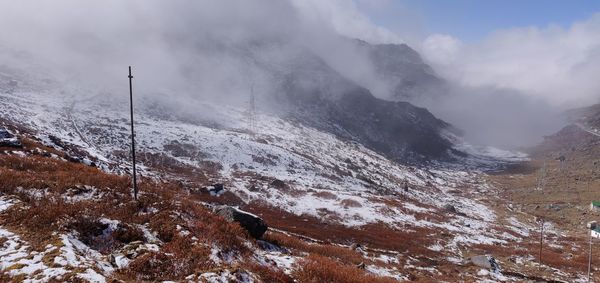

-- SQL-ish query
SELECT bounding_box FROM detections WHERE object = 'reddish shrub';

[125,235,214,280]
[263,232,365,265]
[245,262,294,283]
[293,254,397,283]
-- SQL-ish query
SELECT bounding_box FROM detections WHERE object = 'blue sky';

[360,0,600,41]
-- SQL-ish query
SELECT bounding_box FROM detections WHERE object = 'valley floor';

[487,123,600,282]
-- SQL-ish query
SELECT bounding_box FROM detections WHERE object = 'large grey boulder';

[213,205,268,239]
[470,255,501,273]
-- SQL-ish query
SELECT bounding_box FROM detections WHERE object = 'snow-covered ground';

[0,85,535,252]
[0,197,111,282]
[0,72,556,281]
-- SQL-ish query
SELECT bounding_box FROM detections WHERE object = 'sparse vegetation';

[264,231,367,265]
[0,137,406,282]
[0,140,255,280]
[124,235,215,280]
[292,254,398,283]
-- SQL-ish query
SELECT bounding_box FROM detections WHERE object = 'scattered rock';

[205,184,225,196]
[48,135,66,149]
[257,240,289,254]
[546,203,562,211]
[470,255,501,273]
[213,205,268,239]
[270,179,286,189]
[109,241,159,268]
[0,128,22,148]
[401,179,409,192]
[350,243,362,251]
[471,255,492,269]
[443,204,457,213]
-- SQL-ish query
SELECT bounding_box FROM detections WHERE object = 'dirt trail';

[576,122,600,138]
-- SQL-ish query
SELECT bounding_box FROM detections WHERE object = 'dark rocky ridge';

[354,39,445,102]
[270,47,458,164]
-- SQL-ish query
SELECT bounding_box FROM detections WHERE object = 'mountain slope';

[355,39,445,102]
[0,41,572,281]
[268,45,456,164]
[0,79,561,281]
[278,71,456,164]
[566,103,600,134]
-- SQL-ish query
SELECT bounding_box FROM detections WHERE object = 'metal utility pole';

[537,162,547,191]
[539,218,544,269]
[591,161,598,196]
[249,84,256,135]
[128,66,138,200]
[589,229,593,282]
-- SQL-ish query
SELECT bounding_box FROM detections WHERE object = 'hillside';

[0,86,587,281]
[566,103,600,131]
[487,121,600,281]
[0,27,582,283]
[258,42,457,164]
[2,1,600,282]
[0,43,585,281]
[0,134,410,282]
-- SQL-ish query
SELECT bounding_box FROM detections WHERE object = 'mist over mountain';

[0,0,471,164]
[354,39,445,102]
[1,1,598,282]
[0,0,571,151]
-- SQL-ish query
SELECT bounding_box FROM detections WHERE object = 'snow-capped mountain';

[2,34,566,281]
[0,52,541,279]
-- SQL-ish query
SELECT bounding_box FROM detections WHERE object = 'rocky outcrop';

[280,81,458,164]
[354,39,445,102]
[213,205,268,239]
[0,128,22,148]
[271,46,459,165]
[470,255,501,273]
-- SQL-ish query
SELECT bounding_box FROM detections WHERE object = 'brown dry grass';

[244,262,295,283]
[292,254,398,283]
[245,203,436,256]
[264,231,366,265]
[123,235,215,281]
[487,125,600,278]
[0,132,450,281]
[0,142,253,281]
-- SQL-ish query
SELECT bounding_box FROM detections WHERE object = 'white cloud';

[290,0,403,44]
[422,34,462,65]
[422,13,600,108]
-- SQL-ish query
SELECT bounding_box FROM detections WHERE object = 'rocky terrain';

[0,74,590,282]
[0,34,590,282]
